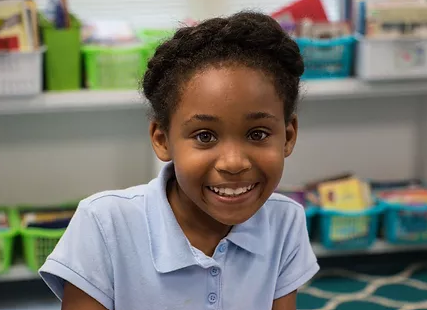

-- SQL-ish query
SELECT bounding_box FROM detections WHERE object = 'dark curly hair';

[142,11,304,130]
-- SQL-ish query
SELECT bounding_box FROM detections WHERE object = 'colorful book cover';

[0,0,33,51]
[378,188,427,206]
[318,177,371,211]
[271,0,328,23]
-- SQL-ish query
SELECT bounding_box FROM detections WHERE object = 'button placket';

[218,243,227,254]
[208,293,218,304]
[210,267,220,276]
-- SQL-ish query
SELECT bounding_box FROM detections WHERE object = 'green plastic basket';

[0,208,19,274]
[137,29,174,59]
[82,45,147,90]
[21,227,66,272]
[19,202,78,272]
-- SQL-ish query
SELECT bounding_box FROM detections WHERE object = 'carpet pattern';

[298,263,427,310]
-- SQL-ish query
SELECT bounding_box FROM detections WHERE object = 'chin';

[212,212,254,226]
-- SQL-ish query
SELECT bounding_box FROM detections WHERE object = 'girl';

[40,11,319,310]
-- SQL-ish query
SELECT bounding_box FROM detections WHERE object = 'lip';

[205,183,260,205]
[207,182,257,190]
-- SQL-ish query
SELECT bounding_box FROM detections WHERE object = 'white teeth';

[208,184,256,197]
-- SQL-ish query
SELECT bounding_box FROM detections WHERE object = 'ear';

[284,114,298,158]
[149,121,172,162]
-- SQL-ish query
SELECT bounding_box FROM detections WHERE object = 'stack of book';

[0,0,39,52]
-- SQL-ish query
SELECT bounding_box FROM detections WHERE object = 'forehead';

[176,65,284,119]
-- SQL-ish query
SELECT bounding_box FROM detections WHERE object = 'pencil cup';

[40,14,81,91]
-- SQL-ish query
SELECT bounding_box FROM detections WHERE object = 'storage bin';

[356,36,427,81]
[381,201,427,244]
[305,206,317,237]
[0,48,45,96]
[317,204,383,250]
[40,14,82,91]
[21,227,66,272]
[295,36,355,79]
[137,29,174,59]
[19,202,77,272]
[0,208,19,274]
[82,45,147,90]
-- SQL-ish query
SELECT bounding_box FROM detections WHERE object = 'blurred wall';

[0,110,153,205]
[1,94,425,205]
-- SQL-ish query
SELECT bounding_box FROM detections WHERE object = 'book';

[378,188,427,206]
[318,177,372,211]
[364,0,427,38]
[24,0,39,49]
[0,0,33,51]
[271,0,329,23]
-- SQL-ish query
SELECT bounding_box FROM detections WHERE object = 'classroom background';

[1,0,427,309]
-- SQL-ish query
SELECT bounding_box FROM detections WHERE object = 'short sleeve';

[39,201,114,310]
[274,208,319,300]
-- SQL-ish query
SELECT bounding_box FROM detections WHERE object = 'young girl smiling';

[40,11,319,310]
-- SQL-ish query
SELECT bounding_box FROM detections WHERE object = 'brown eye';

[248,130,268,141]
[196,132,217,143]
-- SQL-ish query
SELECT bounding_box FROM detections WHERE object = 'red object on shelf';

[271,0,329,22]
[0,36,19,51]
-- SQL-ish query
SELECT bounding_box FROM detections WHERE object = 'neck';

[167,179,231,256]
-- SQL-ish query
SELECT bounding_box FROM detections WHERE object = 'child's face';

[151,65,297,225]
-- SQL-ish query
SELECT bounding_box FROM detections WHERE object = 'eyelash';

[195,131,217,144]
[193,129,270,144]
[247,129,270,141]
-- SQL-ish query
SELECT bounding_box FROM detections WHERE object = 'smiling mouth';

[207,184,257,197]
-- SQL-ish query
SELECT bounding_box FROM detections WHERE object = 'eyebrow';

[245,112,280,122]
[183,111,280,126]
[183,114,220,126]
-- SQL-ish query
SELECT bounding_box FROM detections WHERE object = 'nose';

[215,144,252,175]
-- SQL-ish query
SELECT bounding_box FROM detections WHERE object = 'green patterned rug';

[297,263,427,310]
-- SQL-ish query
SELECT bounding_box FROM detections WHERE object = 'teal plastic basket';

[381,201,427,244]
[317,204,384,250]
[305,206,317,237]
[295,36,355,79]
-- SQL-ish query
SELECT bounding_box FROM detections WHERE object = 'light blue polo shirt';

[39,163,319,310]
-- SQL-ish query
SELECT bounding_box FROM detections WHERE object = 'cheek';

[260,151,284,172]
[252,147,285,186]
[172,146,214,190]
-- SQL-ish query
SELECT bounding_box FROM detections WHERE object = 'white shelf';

[0,79,426,116]
[313,240,427,258]
[0,90,144,116]
[0,241,426,282]
[0,263,39,282]
[302,78,427,101]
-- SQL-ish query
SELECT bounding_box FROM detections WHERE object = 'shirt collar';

[145,162,199,273]
[145,162,270,273]
[226,207,269,256]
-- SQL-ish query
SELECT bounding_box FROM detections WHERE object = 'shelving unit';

[2,241,427,282]
[313,241,427,258]
[0,263,39,282]
[0,90,142,116]
[1,78,427,283]
[1,79,427,116]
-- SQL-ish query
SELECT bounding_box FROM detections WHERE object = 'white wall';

[421,98,427,182]
[282,96,424,185]
[0,110,153,205]
[1,95,425,205]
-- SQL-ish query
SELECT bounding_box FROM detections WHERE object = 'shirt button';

[208,293,218,303]
[210,267,220,276]
[218,243,227,253]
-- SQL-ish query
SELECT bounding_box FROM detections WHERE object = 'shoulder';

[77,182,153,225]
[263,192,306,227]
